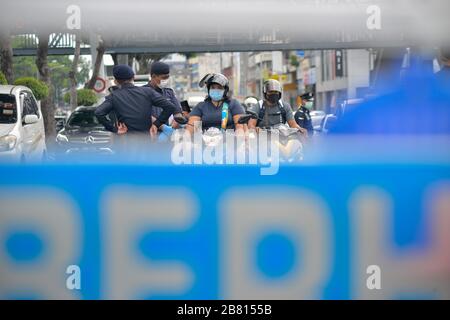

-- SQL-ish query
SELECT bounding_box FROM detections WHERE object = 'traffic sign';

[93,77,107,93]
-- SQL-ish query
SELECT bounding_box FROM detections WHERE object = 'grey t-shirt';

[190,99,245,130]
[248,100,295,128]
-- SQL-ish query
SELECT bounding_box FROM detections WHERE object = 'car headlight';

[56,133,69,143]
[0,135,17,152]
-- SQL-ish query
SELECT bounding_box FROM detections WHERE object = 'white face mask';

[158,78,171,89]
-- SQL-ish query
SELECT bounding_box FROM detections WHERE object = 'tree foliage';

[63,88,98,106]
[11,35,90,106]
[0,71,7,85]
[14,77,49,100]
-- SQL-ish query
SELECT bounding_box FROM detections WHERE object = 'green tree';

[13,56,38,79]
[11,35,90,107]
[11,35,38,79]
[0,71,7,85]
[47,55,90,107]
[290,55,300,68]
[14,77,49,100]
[131,52,197,75]
[63,89,98,106]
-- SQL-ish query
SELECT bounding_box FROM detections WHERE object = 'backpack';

[257,100,287,127]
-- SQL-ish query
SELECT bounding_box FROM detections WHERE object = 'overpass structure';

[3,0,449,56]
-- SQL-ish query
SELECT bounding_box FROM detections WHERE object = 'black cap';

[113,65,135,80]
[300,92,314,101]
[150,61,170,76]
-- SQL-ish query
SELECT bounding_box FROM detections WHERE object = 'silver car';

[0,85,47,162]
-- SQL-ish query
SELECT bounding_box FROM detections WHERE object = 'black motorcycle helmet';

[263,79,283,101]
[199,73,230,100]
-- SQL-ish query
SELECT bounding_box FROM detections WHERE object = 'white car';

[133,74,150,87]
[0,85,47,162]
[187,96,205,109]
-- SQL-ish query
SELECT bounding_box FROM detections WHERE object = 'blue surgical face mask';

[209,89,225,101]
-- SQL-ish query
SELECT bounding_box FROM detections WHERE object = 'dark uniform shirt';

[95,83,175,133]
[190,99,245,130]
[142,84,182,119]
[294,106,314,135]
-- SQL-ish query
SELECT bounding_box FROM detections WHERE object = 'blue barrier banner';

[0,163,449,300]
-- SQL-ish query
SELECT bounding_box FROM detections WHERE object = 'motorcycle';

[238,111,305,163]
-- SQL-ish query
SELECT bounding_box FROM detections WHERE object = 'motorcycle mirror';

[238,111,260,124]
[180,100,191,113]
[247,110,259,118]
[174,114,188,125]
[238,114,253,124]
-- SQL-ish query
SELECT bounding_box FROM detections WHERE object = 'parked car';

[310,110,326,117]
[310,110,326,132]
[55,118,66,133]
[56,106,113,155]
[0,85,47,162]
[133,74,150,87]
[55,110,69,133]
[319,114,338,134]
[187,96,205,109]
[336,99,364,118]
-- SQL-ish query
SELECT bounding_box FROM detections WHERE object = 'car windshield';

[188,97,205,107]
[0,94,17,124]
[68,111,101,128]
[324,117,337,130]
[312,116,324,127]
[311,111,325,116]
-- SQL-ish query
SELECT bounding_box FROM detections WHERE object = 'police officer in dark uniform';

[95,64,176,139]
[143,61,184,128]
[294,92,314,136]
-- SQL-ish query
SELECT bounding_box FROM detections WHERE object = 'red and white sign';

[93,77,107,93]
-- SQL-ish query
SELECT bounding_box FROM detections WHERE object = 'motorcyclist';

[247,79,306,135]
[187,73,245,134]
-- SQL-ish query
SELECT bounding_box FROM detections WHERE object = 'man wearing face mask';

[94,64,176,152]
[144,61,184,131]
[247,79,305,133]
[294,92,314,136]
